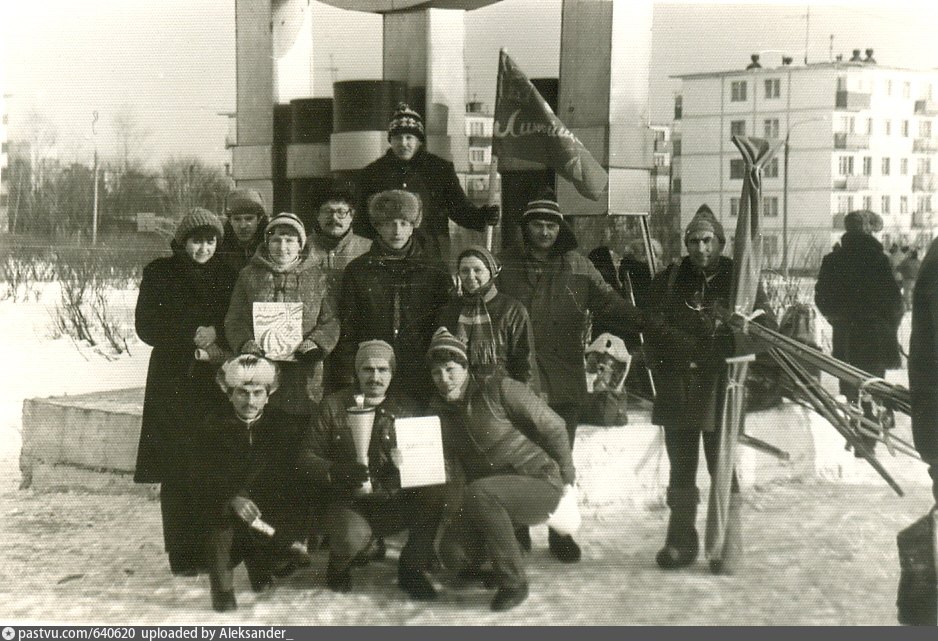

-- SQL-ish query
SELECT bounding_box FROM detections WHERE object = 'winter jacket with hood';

[134,243,236,483]
[815,231,903,373]
[429,374,574,489]
[355,148,489,262]
[217,214,269,277]
[337,238,453,403]
[908,237,938,463]
[225,242,340,416]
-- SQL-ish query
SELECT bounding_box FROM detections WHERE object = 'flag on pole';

[492,49,608,201]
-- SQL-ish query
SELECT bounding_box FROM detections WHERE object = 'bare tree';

[160,157,230,219]
[111,104,150,175]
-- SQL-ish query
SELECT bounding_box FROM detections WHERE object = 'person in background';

[429,329,575,612]
[909,236,938,507]
[815,209,903,455]
[297,340,450,600]
[898,249,921,312]
[646,204,775,575]
[337,190,453,405]
[135,208,236,576]
[225,213,340,420]
[217,188,268,276]
[355,103,500,264]
[193,356,315,612]
[437,245,538,386]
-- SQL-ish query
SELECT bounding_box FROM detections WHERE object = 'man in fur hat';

[355,103,500,264]
[815,209,903,455]
[645,204,775,575]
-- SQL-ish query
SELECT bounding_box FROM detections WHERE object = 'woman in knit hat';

[437,245,539,387]
[337,189,453,405]
[225,212,339,419]
[134,207,236,576]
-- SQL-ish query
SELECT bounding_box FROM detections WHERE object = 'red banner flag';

[492,50,608,201]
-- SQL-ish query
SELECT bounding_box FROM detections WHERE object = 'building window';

[764,78,780,99]
[902,120,910,137]
[837,196,852,214]
[765,157,779,178]
[674,95,683,120]
[918,196,933,213]
[885,119,892,135]
[730,80,747,102]
[904,82,912,98]
[730,198,740,217]
[901,158,909,175]
[730,120,746,136]
[862,156,873,176]
[838,156,855,176]
[920,120,933,138]
[764,119,780,138]
[866,118,873,135]
[470,149,485,163]
[730,158,745,179]
[469,122,484,136]
[672,139,681,157]
[862,195,873,211]
[900,196,909,213]
[836,76,847,92]
[918,157,933,175]
[672,178,681,193]
[882,157,891,176]
[882,195,891,214]
[763,197,779,217]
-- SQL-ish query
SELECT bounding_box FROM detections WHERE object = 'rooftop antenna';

[803,6,811,65]
[829,34,834,62]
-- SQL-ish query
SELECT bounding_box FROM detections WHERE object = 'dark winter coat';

[437,288,539,387]
[355,148,489,263]
[647,255,775,432]
[297,387,418,495]
[225,244,340,416]
[337,239,453,401]
[190,404,309,530]
[908,237,938,463]
[216,216,268,277]
[497,242,649,407]
[815,232,903,373]
[429,375,574,489]
[134,246,236,483]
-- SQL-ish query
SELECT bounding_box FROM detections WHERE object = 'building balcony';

[468,136,492,148]
[833,175,869,191]
[913,138,938,154]
[833,132,870,150]
[913,174,937,192]
[915,99,938,116]
[912,211,934,228]
[835,90,871,111]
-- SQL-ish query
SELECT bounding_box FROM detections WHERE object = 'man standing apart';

[356,103,500,264]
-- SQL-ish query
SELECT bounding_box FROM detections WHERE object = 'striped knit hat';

[521,196,564,225]
[175,207,225,245]
[265,213,307,249]
[388,103,425,142]
[427,327,468,366]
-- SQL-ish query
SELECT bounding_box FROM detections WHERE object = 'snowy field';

[0,284,934,625]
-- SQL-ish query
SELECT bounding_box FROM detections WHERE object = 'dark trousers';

[160,474,204,573]
[440,475,562,589]
[550,402,581,448]
[663,427,739,493]
[323,485,453,573]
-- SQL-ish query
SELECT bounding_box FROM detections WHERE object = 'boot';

[710,492,743,575]
[209,572,237,612]
[326,556,353,593]
[398,566,438,601]
[491,583,529,612]
[655,486,700,570]
[548,528,581,563]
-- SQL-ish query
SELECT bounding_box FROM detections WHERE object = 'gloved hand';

[241,339,265,357]
[295,339,326,363]
[194,325,217,349]
[327,460,370,490]
[481,204,500,226]
[229,496,261,524]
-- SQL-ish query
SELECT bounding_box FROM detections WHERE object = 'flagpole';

[485,49,507,253]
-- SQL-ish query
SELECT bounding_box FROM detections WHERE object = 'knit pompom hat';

[457,244,500,279]
[355,339,396,373]
[684,204,726,246]
[521,196,564,225]
[226,188,266,217]
[427,327,468,366]
[368,190,423,228]
[265,213,307,249]
[175,207,225,245]
[388,103,425,142]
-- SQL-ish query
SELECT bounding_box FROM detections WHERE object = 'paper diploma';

[393,416,447,489]
[253,302,303,361]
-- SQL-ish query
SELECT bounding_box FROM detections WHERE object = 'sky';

[3,0,938,170]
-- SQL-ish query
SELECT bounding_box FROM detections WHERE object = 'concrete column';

[557,0,653,228]
[234,0,274,207]
[273,0,316,103]
[383,9,468,171]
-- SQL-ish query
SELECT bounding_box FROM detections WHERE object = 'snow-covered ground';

[0,285,934,625]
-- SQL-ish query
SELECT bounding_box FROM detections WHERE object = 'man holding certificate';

[297,340,451,600]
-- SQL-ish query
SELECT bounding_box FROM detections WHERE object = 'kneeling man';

[429,328,576,612]
[297,340,451,600]
[193,355,315,612]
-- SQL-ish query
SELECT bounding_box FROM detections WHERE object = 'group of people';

[134,103,755,614]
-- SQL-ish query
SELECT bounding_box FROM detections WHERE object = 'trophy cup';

[346,395,374,494]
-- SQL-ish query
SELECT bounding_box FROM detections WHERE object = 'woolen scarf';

[456,280,499,372]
